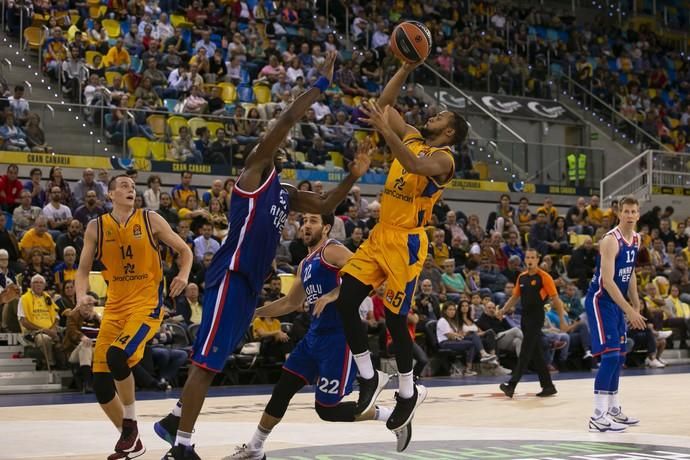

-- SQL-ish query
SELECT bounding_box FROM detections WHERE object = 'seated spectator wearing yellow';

[63,299,100,392]
[18,274,60,368]
[53,245,78,291]
[536,197,558,227]
[252,313,293,361]
[19,216,56,263]
[104,38,131,72]
[171,170,198,210]
[429,229,450,268]
[584,194,604,228]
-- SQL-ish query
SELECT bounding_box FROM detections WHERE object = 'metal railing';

[553,68,669,153]
[600,149,690,206]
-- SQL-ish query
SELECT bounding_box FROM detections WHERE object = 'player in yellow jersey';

[75,175,193,460]
[325,60,469,437]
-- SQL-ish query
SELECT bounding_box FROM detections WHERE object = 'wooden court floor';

[0,373,689,459]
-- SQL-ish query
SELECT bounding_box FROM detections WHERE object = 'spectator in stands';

[515,197,534,236]
[157,192,179,229]
[22,247,56,292]
[477,301,523,356]
[150,322,189,388]
[501,255,523,285]
[420,254,446,298]
[9,85,30,126]
[560,282,584,321]
[19,217,55,265]
[584,194,603,229]
[173,283,202,326]
[104,38,131,72]
[207,198,228,241]
[141,175,161,211]
[429,229,451,267]
[344,226,364,253]
[252,309,293,361]
[0,164,22,212]
[536,197,558,226]
[343,204,366,238]
[45,166,72,208]
[547,302,593,361]
[72,168,105,207]
[62,297,99,392]
[529,210,560,255]
[171,171,198,210]
[193,222,219,263]
[170,126,203,163]
[73,191,105,227]
[24,112,50,153]
[18,274,60,368]
[12,190,42,239]
[442,259,469,301]
[54,219,82,262]
[0,113,29,152]
[53,245,78,290]
[54,279,76,324]
[436,302,484,376]
[23,168,45,208]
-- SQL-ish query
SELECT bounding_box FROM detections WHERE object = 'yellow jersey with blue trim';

[95,209,164,315]
[379,132,455,230]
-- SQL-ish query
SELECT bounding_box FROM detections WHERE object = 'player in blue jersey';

[584,196,646,433]
[229,213,412,460]
[155,51,372,460]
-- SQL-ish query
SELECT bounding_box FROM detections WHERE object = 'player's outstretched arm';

[377,60,421,109]
[600,235,646,329]
[240,51,338,191]
[149,211,193,298]
[285,141,371,214]
[362,101,453,179]
[255,264,307,318]
[75,220,98,308]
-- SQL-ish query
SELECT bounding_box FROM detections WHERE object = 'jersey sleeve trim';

[95,215,103,261]
[427,148,456,188]
[233,167,276,198]
[143,209,159,251]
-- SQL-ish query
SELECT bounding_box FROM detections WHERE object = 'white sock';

[593,392,609,418]
[248,425,271,450]
[175,430,192,447]
[172,400,182,417]
[123,402,136,421]
[398,371,414,399]
[353,351,375,380]
[608,392,620,414]
[374,405,393,422]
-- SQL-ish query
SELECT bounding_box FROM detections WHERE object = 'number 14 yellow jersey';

[95,209,164,316]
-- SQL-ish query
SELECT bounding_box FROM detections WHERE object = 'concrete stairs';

[0,335,67,394]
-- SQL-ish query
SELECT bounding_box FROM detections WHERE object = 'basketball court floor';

[1,367,689,460]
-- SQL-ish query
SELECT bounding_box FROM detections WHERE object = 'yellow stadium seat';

[146,114,166,139]
[670,118,680,129]
[102,19,121,39]
[218,82,237,104]
[88,271,108,300]
[187,117,208,137]
[105,71,122,86]
[574,234,590,247]
[353,96,362,106]
[127,137,150,159]
[206,121,225,138]
[330,151,344,168]
[253,84,271,104]
[31,13,48,27]
[89,5,107,18]
[149,141,169,161]
[473,161,488,180]
[353,130,369,142]
[23,26,45,53]
[85,50,102,67]
[294,151,306,163]
[342,95,354,106]
[278,273,295,296]
[166,116,188,138]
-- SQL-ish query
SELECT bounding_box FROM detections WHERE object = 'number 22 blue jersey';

[587,228,639,304]
[300,239,343,335]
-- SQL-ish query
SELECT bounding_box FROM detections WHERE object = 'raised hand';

[348,137,373,178]
[316,50,338,82]
[360,99,388,133]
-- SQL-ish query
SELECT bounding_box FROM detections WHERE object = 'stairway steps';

[0,383,63,394]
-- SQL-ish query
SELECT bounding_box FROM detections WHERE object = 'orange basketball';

[389,21,432,63]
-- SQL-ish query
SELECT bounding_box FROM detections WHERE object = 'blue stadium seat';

[120,19,129,35]
[608,58,618,71]
[240,68,251,85]
[546,29,559,42]
[237,85,255,103]
[164,98,178,112]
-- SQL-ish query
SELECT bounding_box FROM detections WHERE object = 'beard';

[303,229,323,249]
[419,126,432,138]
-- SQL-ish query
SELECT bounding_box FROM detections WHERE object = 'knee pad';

[106,347,131,381]
[93,372,116,404]
[264,370,305,419]
[315,401,356,422]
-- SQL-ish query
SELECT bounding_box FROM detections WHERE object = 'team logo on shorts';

[133,224,142,239]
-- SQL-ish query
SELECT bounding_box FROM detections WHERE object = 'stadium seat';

[218,82,237,103]
[237,85,255,103]
[102,19,121,38]
[89,5,107,18]
[146,114,166,139]
[105,71,122,86]
[127,137,150,159]
[474,161,488,180]
[163,98,178,112]
[23,27,45,55]
[149,141,168,161]
[123,73,137,93]
[278,273,295,296]
[330,151,344,168]
[239,68,251,85]
[188,117,208,137]
[85,50,102,67]
[167,116,188,138]
[253,84,271,104]
[206,121,225,138]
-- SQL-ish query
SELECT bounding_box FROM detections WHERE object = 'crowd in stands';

[3,0,690,158]
[2,162,690,391]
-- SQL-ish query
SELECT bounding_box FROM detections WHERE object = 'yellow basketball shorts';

[340,223,427,315]
[93,307,163,373]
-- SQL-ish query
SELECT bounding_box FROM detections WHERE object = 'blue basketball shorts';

[283,332,357,406]
[191,271,257,372]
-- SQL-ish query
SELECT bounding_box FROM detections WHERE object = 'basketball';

[390,21,432,63]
